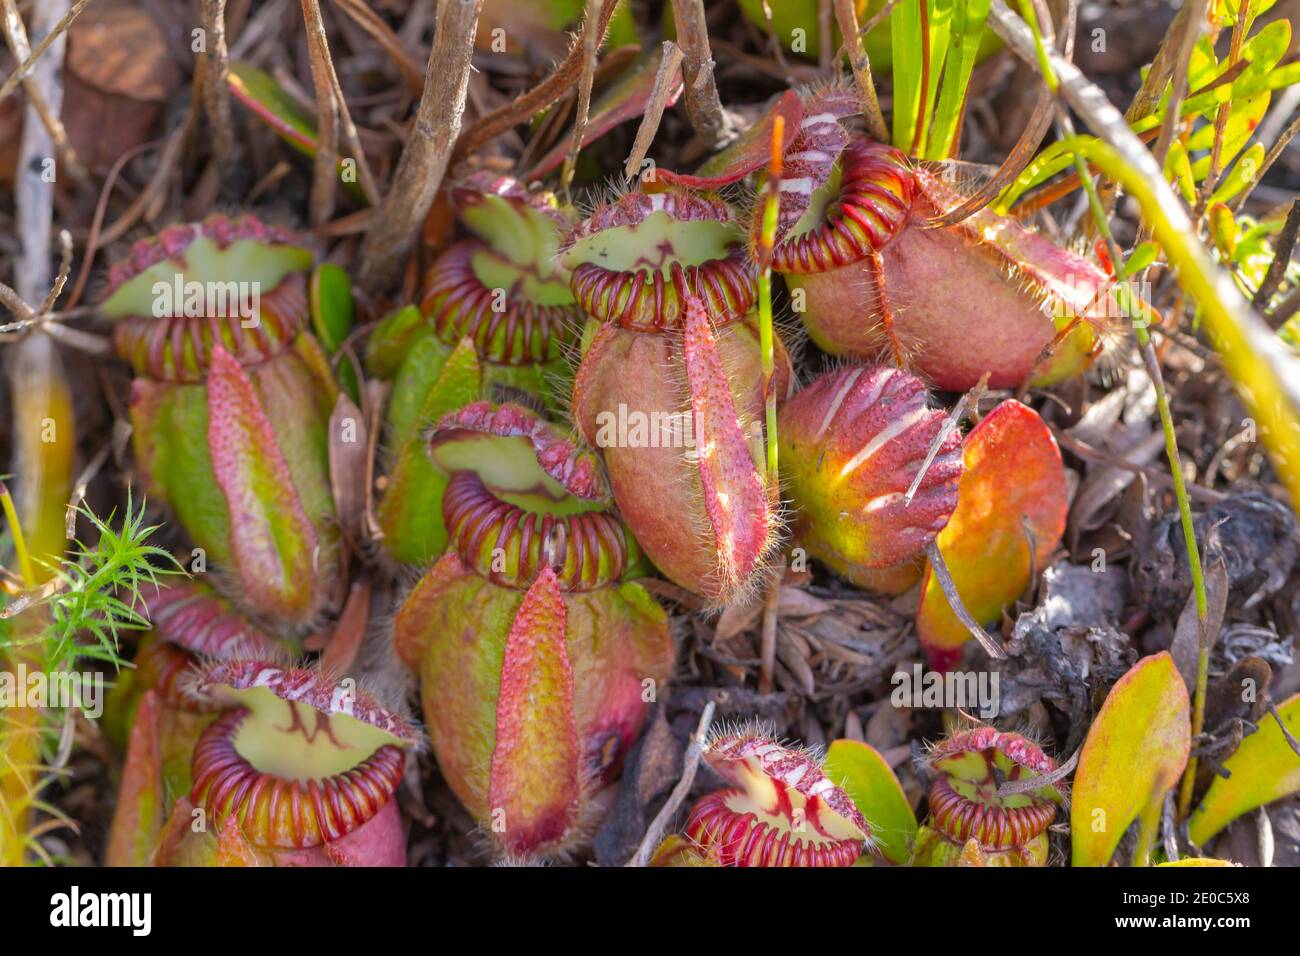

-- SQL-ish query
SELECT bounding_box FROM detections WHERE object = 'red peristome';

[684,790,863,867]
[928,777,1058,849]
[706,732,870,834]
[419,240,578,366]
[678,730,870,867]
[190,661,420,743]
[442,470,630,591]
[190,708,406,849]
[488,568,581,856]
[433,400,608,501]
[105,214,300,295]
[921,725,1062,854]
[562,190,757,330]
[113,272,309,382]
[769,137,915,273]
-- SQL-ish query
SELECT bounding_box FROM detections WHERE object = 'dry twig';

[669,0,729,149]
[357,0,483,290]
[626,701,716,867]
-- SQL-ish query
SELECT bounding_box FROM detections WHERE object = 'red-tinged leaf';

[1188,693,1300,847]
[207,346,321,624]
[916,400,1067,669]
[825,738,917,864]
[228,62,366,204]
[525,49,684,181]
[391,552,468,669]
[319,578,372,677]
[105,690,164,867]
[488,567,580,855]
[656,91,802,188]
[682,297,770,596]
[1070,653,1191,867]
[778,366,962,578]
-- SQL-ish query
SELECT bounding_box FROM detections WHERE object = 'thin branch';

[452,0,616,163]
[669,0,728,148]
[0,0,86,184]
[328,0,424,94]
[0,0,94,106]
[905,374,985,503]
[300,0,340,226]
[198,0,239,179]
[833,0,889,143]
[626,701,715,867]
[923,539,1007,659]
[357,0,482,291]
[1252,200,1299,311]
[561,0,604,198]
[622,41,683,183]
[1150,0,1207,171]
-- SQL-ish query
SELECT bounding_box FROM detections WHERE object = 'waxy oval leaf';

[1188,693,1300,847]
[825,739,917,864]
[1071,653,1191,867]
[916,400,1067,669]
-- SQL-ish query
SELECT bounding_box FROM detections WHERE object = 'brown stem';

[357,0,482,291]
[622,42,684,183]
[833,0,889,144]
[1253,200,1299,311]
[300,0,340,226]
[561,0,604,198]
[669,0,728,148]
[198,0,239,181]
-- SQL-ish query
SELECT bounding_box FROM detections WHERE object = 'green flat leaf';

[309,263,355,353]
[377,338,481,565]
[1071,653,1191,867]
[1188,693,1300,847]
[228,62,367,205]
[926,0,990,160]
[1209,142,1266,206]
[891,0,924,151]
[825,739,917,864]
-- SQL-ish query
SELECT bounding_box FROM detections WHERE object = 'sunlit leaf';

[825,739,917,864]
[1071,653,1191,867]
[1187,693,1300,847]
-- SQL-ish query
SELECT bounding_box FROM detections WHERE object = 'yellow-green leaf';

[824,739,917,864]
[1071,653,1191,867]
[1187,693,1300,847]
